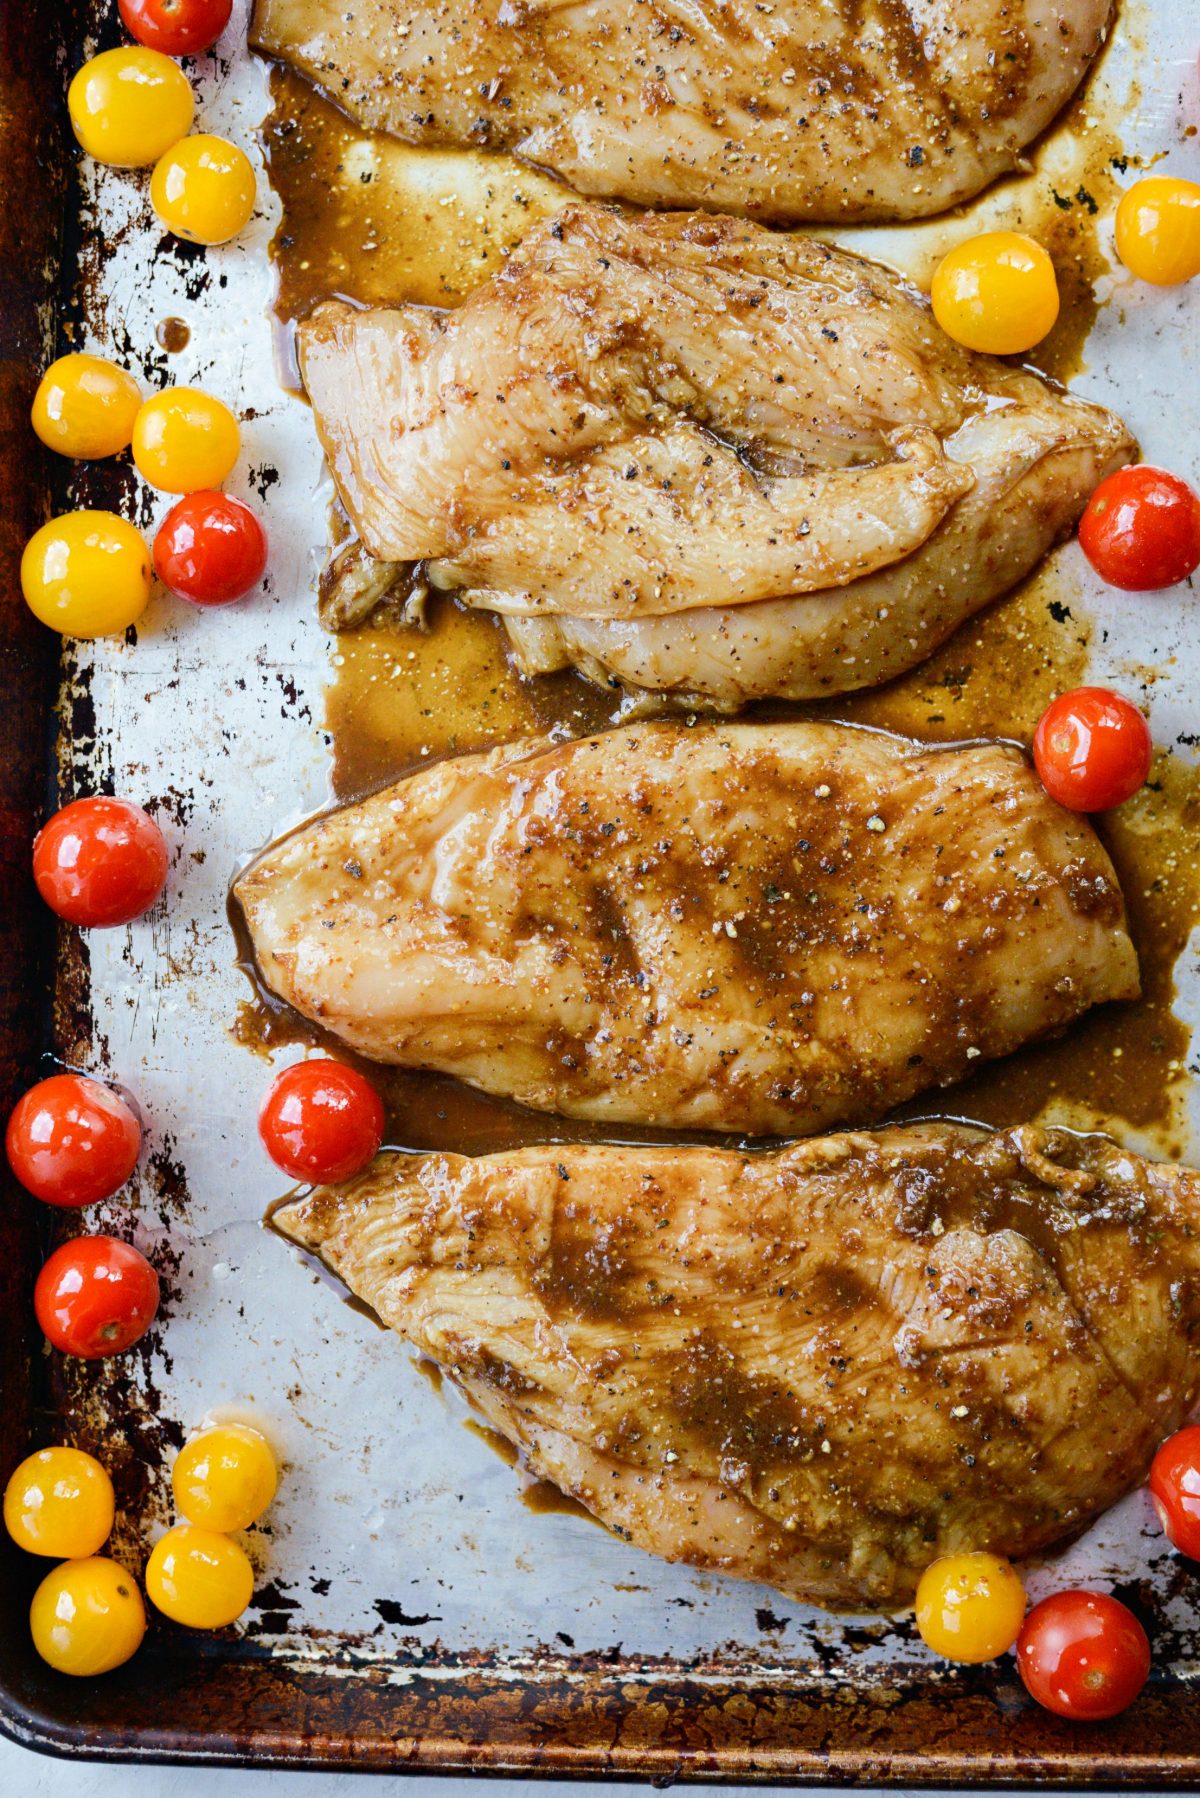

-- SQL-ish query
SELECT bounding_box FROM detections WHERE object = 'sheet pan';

[0,0,1198,1776]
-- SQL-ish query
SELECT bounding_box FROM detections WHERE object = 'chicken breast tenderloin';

[271,1123,1200,1610]
[252,0,1114,225]
[298,206,1133,706]
[234,721,1138,1135]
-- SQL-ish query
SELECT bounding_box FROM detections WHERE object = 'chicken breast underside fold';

[298,205,1133,705]
[235,720,1138,1135]
[252,0,1114,225]
[272,1122,1200,1609]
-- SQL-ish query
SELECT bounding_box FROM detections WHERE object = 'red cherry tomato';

[34,797,168,927]
[153,491,268,606]
[1149,1425,1200,1560]
[258,1061,384,1184]
[118,0,232,56]
[1079,465,1200,591]
[1032,687,1153,812]
[1017,1591,1150,1721]
[35,1236,160,1359]
[6,1074,141,1207]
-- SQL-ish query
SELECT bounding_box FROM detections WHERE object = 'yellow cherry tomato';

[132,387,240,493]
[151,135,257,246]
[931,231,1060,355]
[172,1425,277,1533]
[21,511,151,638]
[4,1447,115,1560]
[32,354,142,460]
[915,1552,1027,1664]
[1115,177,1200,287]
[67,48,194,169]
[145,1524,254,1628]
[30,1556,145,1676]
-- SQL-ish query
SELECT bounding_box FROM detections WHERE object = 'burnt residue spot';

[144,1138,191,1225]
[150,785,197,831]
[153,233,213,305]
[755,1605,790,1632]
[58,659,106,796]
[248,462,281,502]
[1047,599,1073,624]
[374,1598,441,1627]
[275,670,312,722]
[243,1577,305,1635]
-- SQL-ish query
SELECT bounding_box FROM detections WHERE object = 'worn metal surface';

[1,0,1199,1777]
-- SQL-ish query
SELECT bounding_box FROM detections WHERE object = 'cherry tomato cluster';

[6,1068,160,1358]
[8,787,177,1361]
[68,0,255,248]
[143,1421,279,1631]
[4,1419,276,1674]
[25,352,268,632]
[916,1420,1200,1719]
[931,169,1200,361]
[32,6,266,642]
[1022,464,1199,819]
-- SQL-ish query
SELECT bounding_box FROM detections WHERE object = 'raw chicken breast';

[234,721,1138,1135]
[252,0,1114,225]
[271,1122,1200,1609]
[298,205,1132,705]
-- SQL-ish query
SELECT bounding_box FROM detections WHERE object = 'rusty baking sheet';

[1,0,1199,1778]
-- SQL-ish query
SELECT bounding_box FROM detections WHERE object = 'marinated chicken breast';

[272,1123,1200,1609]
[298,206,1132,705]
[235,721,1138,1135]
[252,0,1114,224]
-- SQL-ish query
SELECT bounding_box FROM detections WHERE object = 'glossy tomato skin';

[21,510,150,639]
[1079,466,1200,591]
[150,134,256,246]
[1032,688,1153,812]
[915,1552,1027,1663]
[35,1236,160,1359]
[1017,1591,1150,1721]
[258,1061,384,1184]
[6,1075,141,1207]
[30,1556,146,1675]
[34,796,168,927]
[153,491,267,605]
[930,231,1059,355]
[1149,1426,1200,1561]
[119,0,232,56]
[132,388,239,494]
